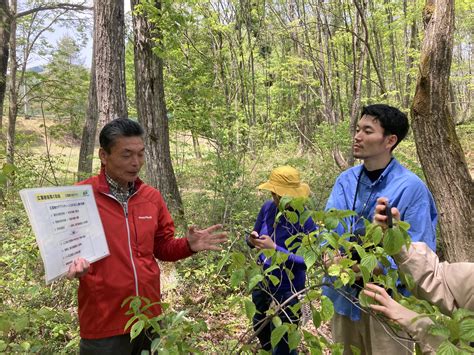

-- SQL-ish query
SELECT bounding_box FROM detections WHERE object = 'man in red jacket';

[67,118,227,354]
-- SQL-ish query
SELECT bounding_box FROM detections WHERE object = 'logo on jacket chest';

[138,216,153,220]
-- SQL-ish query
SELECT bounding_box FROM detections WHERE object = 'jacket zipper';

[101,192,140,296]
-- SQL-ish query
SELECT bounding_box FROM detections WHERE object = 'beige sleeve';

[404,316,442,354]
[394,242,456,315]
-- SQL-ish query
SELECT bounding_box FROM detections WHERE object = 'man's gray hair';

[99,118,144,153]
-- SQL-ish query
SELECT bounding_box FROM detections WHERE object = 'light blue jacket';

[323,158,438,321]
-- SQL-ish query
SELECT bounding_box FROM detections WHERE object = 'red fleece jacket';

[77,170,193,339]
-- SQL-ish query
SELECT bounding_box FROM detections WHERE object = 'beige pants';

[331,312,414,355]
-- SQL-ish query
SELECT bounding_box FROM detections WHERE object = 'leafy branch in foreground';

[121,296,207,354]
[119,197,472,354]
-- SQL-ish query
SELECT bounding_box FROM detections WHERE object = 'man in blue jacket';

[324,104,438,354]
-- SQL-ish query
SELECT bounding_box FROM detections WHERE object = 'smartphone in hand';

[382,202,393,228]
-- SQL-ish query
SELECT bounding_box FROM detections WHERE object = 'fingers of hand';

[369,304,389,316]
[203,224,223,234]
[376,197,388,206]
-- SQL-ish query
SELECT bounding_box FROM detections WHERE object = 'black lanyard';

[350,168,377,233]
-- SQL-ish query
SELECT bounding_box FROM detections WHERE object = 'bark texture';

[77,18,98,181]
[0,0,10,129]
[6,0,16,165]
[411,0,474,262]
[131,0,183,215]
[95,0,127,125]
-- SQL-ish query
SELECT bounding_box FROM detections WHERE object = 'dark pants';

[252,287,301,355]
[80,332,152,355]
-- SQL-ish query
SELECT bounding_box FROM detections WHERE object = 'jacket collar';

[96,167,144,194]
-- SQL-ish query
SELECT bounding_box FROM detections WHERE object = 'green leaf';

[460,319,474,341]
[271,324,289,348]
[288,328,301,350]
[285,211,298,224]
[400,271,415,290]
[249,274,264,291]
[427,324,450,339]
[272,316,282,327]
[340,272,351,285]
[124,315,140,331]
[328,264,342,277]
[2,163,15,175]
[290,197,306,213]
[324,216,340,230]
[130,320,145,340]
[360,254,378,274]
[130,297,142,314]
[267,275,280,287]
[285,234,299,248]
[230,252,246,268]
[275,252,289,265]
[279,196,293,211]
[312,309,322,328]
[231,269,245,287]
[436,340,460,355]
[305,290,320,301]
[350,345,362,355]
[359,291,376,308]
[398,220,411,231]
[150,338,161,353]
[453,308,474,321]
[244,299,256,320]
[353,244,366,259]
[383,228,404,255]
[321,296,334,322]
[371,226,383,246]
[304,250,317,269]
[299,210,312,225]
[323,232,339,249]
[359,265,370,285]
[264,265,280,275]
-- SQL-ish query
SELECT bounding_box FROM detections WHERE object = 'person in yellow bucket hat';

[246,166,317,354]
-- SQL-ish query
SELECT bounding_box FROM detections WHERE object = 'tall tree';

[131,0,183,214]
[411,0,474,262]
[77,7,98,181]
[5,0,16,165]
[95,0,127,126]
[0,0,9,129]
[77,0,127,179]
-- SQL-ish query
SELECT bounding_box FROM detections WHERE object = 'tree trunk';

[77,19,98,181]
[131,0,183,215]
[6,0,16,165]
[0,0,10,130]
[411,0,474,262]
[191,131,202,159]
[95,0,127,126]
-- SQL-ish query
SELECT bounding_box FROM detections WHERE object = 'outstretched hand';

[67,257,90,279]
[187,224,228,252]
[362,283,418,327]
[374,197,400,229]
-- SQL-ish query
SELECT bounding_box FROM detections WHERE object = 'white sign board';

[20,185,109,284]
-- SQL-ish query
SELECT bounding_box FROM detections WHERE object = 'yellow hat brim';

[258,181,310,198]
